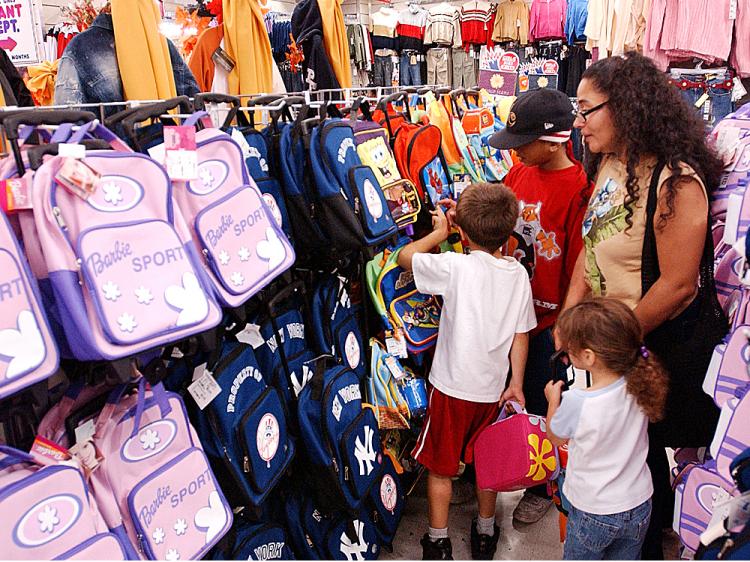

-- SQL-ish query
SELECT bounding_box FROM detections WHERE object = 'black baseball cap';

[489,88,576,150]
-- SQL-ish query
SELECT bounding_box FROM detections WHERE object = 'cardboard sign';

[0,0,44,66]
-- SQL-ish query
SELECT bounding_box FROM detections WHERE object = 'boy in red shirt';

[489,88,592,524]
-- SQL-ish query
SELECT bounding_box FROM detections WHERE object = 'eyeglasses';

[574,100,608,123]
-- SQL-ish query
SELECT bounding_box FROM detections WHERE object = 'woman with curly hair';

[563,52,728,558]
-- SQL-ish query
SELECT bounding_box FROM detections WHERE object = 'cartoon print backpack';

[29,147,223,361]
[704,326,750,407]
[296,364,384,513]
[353,118,422,230]
[309,119,399,248]
[673,461,738,553]
[90,379,233,560]
[284,491,381,560]
[210,516,296,560]
[192,338,295,508]
[170,127,295,308]
[474,401,560,492]
[393,122,453,209]
[366,246,441,354]
[311,274,366,380]
[710,385,750,482]
[366,338,410,430]
[713,242,746,322]
[0,208,59,399]
[0,445,130,560]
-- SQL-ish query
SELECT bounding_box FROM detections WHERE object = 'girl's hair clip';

[639,345,650,359]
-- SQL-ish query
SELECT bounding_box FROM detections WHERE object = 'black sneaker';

[470,518,500,560]
[420,534,453,560]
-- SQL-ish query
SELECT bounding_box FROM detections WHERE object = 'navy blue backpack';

[311,274,366,380]
[285,492,381,560]
[252,298,317,410]
[212,516,296,561]
[193,339,295,507]
[367,454,406,548]
[297,364,384,513]
[309,119,397,250]
[242,127,293,241]
[278,119,331,258]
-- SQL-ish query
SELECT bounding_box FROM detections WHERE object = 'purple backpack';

[29,148,223,361]
[0,445,129,560]
[704,326,750,407]
[0,208,59,399]
[90,379,233,560]
[673,461,738,553]
[170,128,295,308]
[710,385,750,482]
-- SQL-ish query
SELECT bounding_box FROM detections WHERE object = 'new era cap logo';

[544,123,554,130]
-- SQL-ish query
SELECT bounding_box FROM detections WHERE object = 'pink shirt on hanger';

[528,0,567,42]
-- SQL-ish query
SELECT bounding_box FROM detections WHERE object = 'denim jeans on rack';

[373,55,394,87]
[669,71,734,129]
[400,51,422,86]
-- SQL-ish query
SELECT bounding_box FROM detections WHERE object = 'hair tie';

[639,345,650,359]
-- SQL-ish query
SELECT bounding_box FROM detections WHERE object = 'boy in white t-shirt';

[397,182,537,560]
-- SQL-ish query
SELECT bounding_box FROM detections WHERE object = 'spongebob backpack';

[365,245,440,354]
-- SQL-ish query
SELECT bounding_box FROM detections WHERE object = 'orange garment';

[318,0,352,88]
[222,0,274,95]
[189,26,224,92]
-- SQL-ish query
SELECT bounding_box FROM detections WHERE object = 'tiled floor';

[382,478,564,560]
[381,477,681,560]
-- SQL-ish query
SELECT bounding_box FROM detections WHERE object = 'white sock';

[429,526,449,541]
[477,515,496,536]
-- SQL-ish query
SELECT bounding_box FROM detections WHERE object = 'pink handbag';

[474,401,560,492]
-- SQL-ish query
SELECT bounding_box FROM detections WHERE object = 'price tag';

[212,46,236,72]
[69,439,102,474]
[54,157,101,200]
[74,418,96,445]
[410,54,417,65]
[516,18,521,28]
[231,128,253,160]
[730,0,737,19]
[164,126,198,181]
[0,177,32,212]
[384,355,406,380]
[385,331,408,359]
[188,368,222,410]
[695,92,710,108]
[58,143,86,159]
[30,435,71,463]
[235,323,265,349]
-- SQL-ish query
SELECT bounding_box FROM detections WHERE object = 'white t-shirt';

[412,250,536,403]
[550,378,653,515]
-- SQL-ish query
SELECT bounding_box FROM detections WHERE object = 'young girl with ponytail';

[545,297,668,560]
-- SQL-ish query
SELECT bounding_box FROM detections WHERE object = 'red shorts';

[411,387,500,477]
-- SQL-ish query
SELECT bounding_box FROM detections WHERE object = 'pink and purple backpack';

[170,127,295,308]
[29,147,223,361]
[90,378,233,560]
[0,445,129,560]
[0,208,59,399]
[710,385,750,483]
[673,461,738,553]
[704,326,750,407]
[474,402,560,492]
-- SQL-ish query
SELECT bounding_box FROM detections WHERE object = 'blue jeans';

[564,499,652,560]
[400,52,422,86]
[669,72,734,129]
